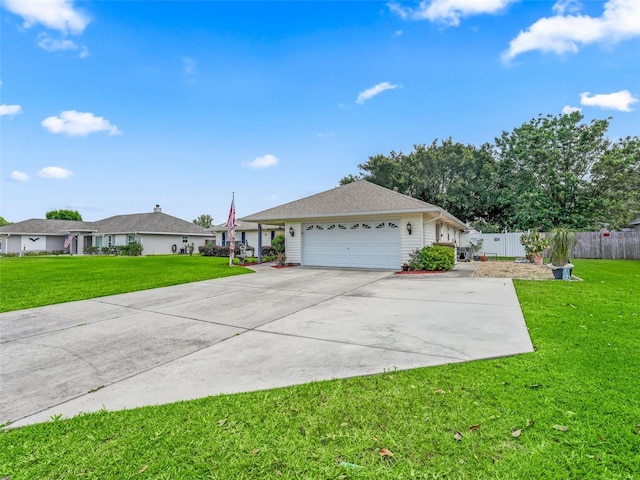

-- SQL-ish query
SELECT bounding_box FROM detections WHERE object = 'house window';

[388,222,398,228]
[128,234,136,244]
[95,236,103,248]
[182,236,188,243]
[376,222,385,228]
[351,223,360,229]
[327,224,336,230]
[222,232,226,246]
[107,235,113,247]
[271,231,275,241]
[338,224,346,229]
[241,232,246,244]
[362,223,371,229]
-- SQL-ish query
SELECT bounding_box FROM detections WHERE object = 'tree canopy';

[342,112,639,231]
[0,217,11,227]
[45,209,83,221]
[193,214,214,228]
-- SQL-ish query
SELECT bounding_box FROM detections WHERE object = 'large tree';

[45,209,83,221]
[341,138,496,223]
[193,214,214,228]
[341,112,639,231]
[589,136,640,228]
[0,217,10,226]
[493,112,625,231]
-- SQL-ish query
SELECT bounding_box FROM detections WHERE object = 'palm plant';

[549,228,576,266]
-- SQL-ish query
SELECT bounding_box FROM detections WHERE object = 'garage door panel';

[302,220,400,269]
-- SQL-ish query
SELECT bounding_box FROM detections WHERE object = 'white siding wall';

[424,221,437,245]
[21,235,46,252]
[285,222,302,264]
[135,235,208,255]
[401,214,424,264]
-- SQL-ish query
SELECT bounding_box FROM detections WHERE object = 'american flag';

[64,234,73,248]
[227,194,236,265]
[227,194,236,238]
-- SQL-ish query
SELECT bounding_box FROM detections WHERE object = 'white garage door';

[302,220,401,269]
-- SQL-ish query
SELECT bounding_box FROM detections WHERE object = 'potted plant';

[549,228,576,280]
[520,230,550,265]
[470,238,483,261]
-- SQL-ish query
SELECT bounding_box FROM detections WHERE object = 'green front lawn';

[0,255,252,312]
[1,260,639,478]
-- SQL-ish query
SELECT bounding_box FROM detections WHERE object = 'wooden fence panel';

[572,232,640,260]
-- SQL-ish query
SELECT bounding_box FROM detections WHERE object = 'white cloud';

[503,0,640,61]
[244,154,279,169]
[41,110,122,136]
[9,171,29,182]
[37,33,88,57]
[0,104,22,116]
[357,82,399,104]
[182,57,196,75]
[38,166,74,179]
[389,0,516,26]
[3,0,90,34]
[580,90,638,111]
[38,35,78,52]
[552,0,582,16]
[317,132,336,137]
[562,105,582,114]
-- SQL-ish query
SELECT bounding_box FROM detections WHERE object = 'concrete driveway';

[1,264,533,428]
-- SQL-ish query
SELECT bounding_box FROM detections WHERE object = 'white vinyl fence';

[468,231,640,260]
[470,233,527,257]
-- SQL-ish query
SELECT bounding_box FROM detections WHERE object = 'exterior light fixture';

[289,227,295,237]
[406,222,412,235]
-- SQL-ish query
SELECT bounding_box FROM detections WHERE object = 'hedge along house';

[240,180,469,269]
[211,220,284,249]
[0,205,215,255]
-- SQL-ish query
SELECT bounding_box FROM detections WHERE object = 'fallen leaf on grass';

[512,429,522,438]
[378,448,394,457]
[469,424,481,431]
[276,470,282,477]
[252,449,259,455]
[553,425,569,432]
[433,388,446,395]
[217,419,227,427]
[526,384,542,389]
[138,465,148,473]
[454,431,463,441]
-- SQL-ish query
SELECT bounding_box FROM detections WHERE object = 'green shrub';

[408,245,455,271]
[120,242,143,256]
[271,234,285,254]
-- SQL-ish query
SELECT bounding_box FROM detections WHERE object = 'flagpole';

[228,192,235,266]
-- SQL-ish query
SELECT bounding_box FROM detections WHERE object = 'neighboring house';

[211,220,284,248]
[240,180,468,269]
[621,217,640,231]
[0,205,215,255]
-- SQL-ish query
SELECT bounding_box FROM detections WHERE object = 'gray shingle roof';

[94,212,210,235]
[0,212,211,236]
[212,220,284,231]
[240,180,461,223]
[0,219,95,235]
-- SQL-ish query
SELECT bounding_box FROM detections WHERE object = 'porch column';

[257,224,263,264]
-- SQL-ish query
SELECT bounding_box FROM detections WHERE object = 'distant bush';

[200,245,276,258]
[271,234,285,254]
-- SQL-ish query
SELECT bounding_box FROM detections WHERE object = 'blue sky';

[1,0,639,224]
